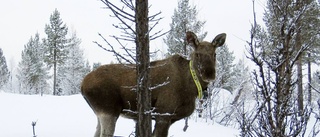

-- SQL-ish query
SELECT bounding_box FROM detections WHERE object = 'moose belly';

[119,91,196,121]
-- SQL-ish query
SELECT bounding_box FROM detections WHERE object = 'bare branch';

[97,0,167,64]
[120,0,135,11]
[150,30,169,41]
[94,33,134,64]
[148,11,168,41]
[102,0,135,20]
[149,11,162,21]
[101,0,136,35]
[111,34,135,42]
[111,35,136,62]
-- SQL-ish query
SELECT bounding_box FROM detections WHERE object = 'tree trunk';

[296,21,303,114]
[53,48,57,95]
[307,53,312,103]
[135,0,152,136]
[297,56,303,114]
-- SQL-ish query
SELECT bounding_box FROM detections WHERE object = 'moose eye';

[194,53,200,59]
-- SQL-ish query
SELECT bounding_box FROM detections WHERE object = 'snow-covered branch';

[149,77,170,90]
[122,107,176,117]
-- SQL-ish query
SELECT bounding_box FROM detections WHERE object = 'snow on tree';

[56,32,90,95]
[198,59,253,127]
[291,0,320,113]
[299,0,320,104]
[254,0,320,112]
[16,33,50,95]
[311,71,320,106]
[229,59,252,101]
[240,0,316,136]
[215,45,235,91]
[0,48,10,90]
[195,45,254,127]
[6,57,17,93]
[309,71,320,137]
[92,62,101,70]
[43,9,69,95]
[163,0,207,57]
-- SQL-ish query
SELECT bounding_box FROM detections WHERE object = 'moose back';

[81,31,226,137]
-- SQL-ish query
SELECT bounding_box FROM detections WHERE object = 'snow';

[0,91,239,137]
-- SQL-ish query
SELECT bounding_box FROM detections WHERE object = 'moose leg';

[152,117,171,137]
[94,118,101,137]
[94,117,101,137]
[98,113,119,137]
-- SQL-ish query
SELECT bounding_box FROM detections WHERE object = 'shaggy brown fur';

[81,31,226,137]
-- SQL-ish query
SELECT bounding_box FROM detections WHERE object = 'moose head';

[187,31,226,82]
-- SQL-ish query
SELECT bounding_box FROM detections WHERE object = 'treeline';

[1,9,91,95]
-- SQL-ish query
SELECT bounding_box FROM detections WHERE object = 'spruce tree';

[57,32,90,95]
[0,48,9,90]
[215,45,235,91]
[43,9,69,95]
[16,33,50,94]
[163,0,207,57]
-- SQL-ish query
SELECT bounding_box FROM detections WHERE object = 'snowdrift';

[0,92,239,137]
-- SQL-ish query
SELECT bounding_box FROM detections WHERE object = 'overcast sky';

[0,0,266,67]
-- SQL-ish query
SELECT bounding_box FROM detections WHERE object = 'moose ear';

[186,31,199,49]
[211,33,226,47]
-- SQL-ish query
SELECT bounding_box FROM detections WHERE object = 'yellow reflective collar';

[189,61,203,99]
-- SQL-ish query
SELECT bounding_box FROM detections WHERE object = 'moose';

[81,31,226,137]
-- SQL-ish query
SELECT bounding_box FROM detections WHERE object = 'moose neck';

[188,60,209,99]
[166,55,209,98]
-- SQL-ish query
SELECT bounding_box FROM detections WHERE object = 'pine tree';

[16,33,50,95]
[292,0,320,113]
[299,0,320,104]
[257,0,320,112]
[163,0,207,57]
[43,9,69,95]
[242,0,315,136]
[57,32,90,95]
[0,48,10,90]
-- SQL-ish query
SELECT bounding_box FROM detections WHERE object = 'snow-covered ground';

[0,91,239,137]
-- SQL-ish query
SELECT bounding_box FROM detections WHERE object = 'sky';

[0,0,266,67]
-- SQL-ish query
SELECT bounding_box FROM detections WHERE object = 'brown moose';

[81,31,226,137]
